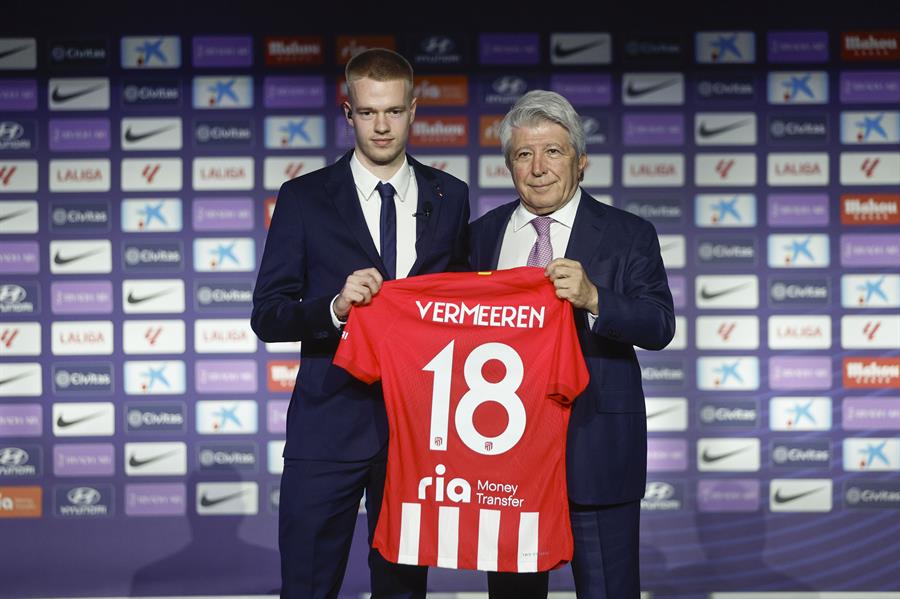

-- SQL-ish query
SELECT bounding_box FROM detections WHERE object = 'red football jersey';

[333,267,589,572]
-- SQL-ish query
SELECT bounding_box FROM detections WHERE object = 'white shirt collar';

[511,187,582,232]
[350,152,412,203]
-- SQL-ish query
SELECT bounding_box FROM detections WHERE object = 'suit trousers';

[279,452,427,599]
[487,499,641,599]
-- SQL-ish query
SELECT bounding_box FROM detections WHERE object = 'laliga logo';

[142,164,161,183]
[0,166,17,186]
[418,464,472,503]
[861,158,880,178]
[284,162,305,179]
[715,159,735,179]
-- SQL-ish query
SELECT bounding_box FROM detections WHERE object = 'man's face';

[344,77,416,171]
[508,120,587,216]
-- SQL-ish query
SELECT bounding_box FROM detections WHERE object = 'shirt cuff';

[330,295,347,329]
[586,312,598,329]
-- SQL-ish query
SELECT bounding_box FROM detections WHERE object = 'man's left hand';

[546,258,599,315]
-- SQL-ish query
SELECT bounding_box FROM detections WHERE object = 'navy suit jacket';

[252,150,470,461]
[469,192,674,504]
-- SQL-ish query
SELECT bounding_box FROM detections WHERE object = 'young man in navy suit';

[251,48,469,599]
[469,90,675,599]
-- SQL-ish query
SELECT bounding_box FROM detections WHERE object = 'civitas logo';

[0,447,37,476]
[770,479,833,512]
[771,441,830,468]
[122,242,184,272]
[845,482,900,509]
[195,282,253,310]
[841,274,900,308]
[198,444,257,470]
[126,404,185,432]
[640,481,682,511]
[698,402,758,427]
[52,364,113,394]
[121,80,181,106]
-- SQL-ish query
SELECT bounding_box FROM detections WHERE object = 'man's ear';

[342,101,353,123]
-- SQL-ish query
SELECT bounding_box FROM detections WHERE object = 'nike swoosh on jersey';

[699,283,751,300]
[53,249,103,266]
[701,446,751,463]
[127,289,173,304]
[773,487,824,504]
[51,84,105,104]
[698,119,753,138]
[0,44,31,61]
[56,411,104,428]
[0,208,32,223]
[128,450,178,468]
[625,79,679,98]
[647,405,682,419]
[124,126,175,143]
[199,490,248,508]
[553,40,606,59]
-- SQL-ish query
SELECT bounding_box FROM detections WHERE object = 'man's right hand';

[332,268,384,322]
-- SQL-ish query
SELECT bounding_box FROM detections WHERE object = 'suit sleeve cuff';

[329,295,347,330]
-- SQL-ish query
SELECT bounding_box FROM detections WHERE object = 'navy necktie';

[376,181,397,280]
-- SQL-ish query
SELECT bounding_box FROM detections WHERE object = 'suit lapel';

[326,151,386,274]
[564,192,610,267]
[408,156,446,276]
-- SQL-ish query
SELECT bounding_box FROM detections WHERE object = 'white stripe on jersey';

[477,509,501,571]
[398,502,421,565]
[437,505,460,568]
[518,512,539,572]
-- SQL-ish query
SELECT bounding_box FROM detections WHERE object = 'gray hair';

[499,90,586,166]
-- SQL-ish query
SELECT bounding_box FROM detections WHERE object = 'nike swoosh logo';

[647,405,682,419]
[0,208,32,223]
[773,487,824,504]
[702,446,751,463]
[124,125,175,143]
[127,289,173,304]
[200,490,248,508]
[53,248,103,266]
[128,450,179,468]
[56,411,104,428]
[0,372,33,387]
[626,79,679,98]
[698,119,753,138]
[51,84,105,104]
[699,283,751,300]
[553,40,606,59]
[660,241,681,252]
[0,44,31,61]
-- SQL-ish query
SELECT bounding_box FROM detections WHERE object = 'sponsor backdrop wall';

[1,5,899,599]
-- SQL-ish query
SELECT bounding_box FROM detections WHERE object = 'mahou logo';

[264,36,323,66]
[841,194,900,225]
[843,357,900,388]
[841,32,900,61]
[267,360,299,392]
[409,116,468,147]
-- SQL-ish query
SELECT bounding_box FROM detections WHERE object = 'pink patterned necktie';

[526,216,554,267]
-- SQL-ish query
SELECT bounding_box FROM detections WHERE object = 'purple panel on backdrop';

[476,195,512,218]
[767,31,829,63]
[50,281,114,314]
[192,198,254,231]
[843,398,900,430]
[668,275,687,310]
[769,356,832,390]
[0,404,42,436]
[48,118,111,151]
[334,116,355,149]
[267,400,289,434]
[767,194,829,227]
[0,242,40,274]
[125,483,187,516]
[647,438,688,471]
[0,79,38,110]
[264,76,326,108]
[53,443,115,476]
[840,71,900,103]
[192,36,253,67]
[195,359,258,393]
[697,479,760,512]
[550,74,613,106]
[841,234,900,267]
[622,113,684,145]
[479,33,540,65]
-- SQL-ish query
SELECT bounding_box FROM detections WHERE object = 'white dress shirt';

[497,188,599,324]
[331,153,419,327]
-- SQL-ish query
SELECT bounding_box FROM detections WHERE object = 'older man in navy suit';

[251,49,469,598]
[470,90,675,599]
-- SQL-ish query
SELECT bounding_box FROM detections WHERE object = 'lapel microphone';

[413,202,433,219]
